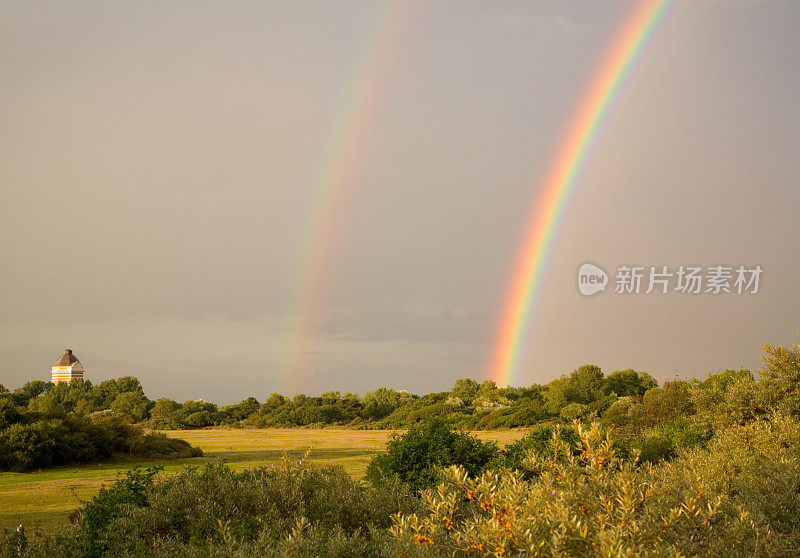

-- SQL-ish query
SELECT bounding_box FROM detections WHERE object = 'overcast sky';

[1,0,798,403]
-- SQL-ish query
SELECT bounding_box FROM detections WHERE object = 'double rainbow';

[489,0,675,387]
[279,1,415,393]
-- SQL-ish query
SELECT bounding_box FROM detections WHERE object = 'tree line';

[0,365,680,432]
[0,377,202,471]
[1,338,796,470]
[3,335,800,556]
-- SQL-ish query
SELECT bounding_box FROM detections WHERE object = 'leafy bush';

[635,434,675,463]
[636,381,694,425]
[390,418,800,557]
[2,458,418,557]
[183,410,214,428]
[0,413,201,471]
[559,402,588,422]
[0,422,57,471]
[109,392,152,422]
[492,424,580,474]
[366,418,498,493]
[146,398,183,429]
[122,432,203,459]
[758,336,800,417]
[600,395,636,429]
[0,398,22,429]
[78,465,163,555]
[628,418,713,464]
[604,369,658,397]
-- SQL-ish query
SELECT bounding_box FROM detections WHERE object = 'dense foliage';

[366,419,498,493]
[391,416,800,557]
[0,378,201,471]
[0,360,753,470]
[3,414,799,557]
[2,336,800,555]
[1,457,418,557]
[0,361,730,437]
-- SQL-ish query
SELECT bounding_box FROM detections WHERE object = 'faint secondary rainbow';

[489,0,674,387]
[279,1,415,394]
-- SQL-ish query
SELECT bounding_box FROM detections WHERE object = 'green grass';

[0,428,527,533]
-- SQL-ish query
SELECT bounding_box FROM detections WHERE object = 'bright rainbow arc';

[279,1,414,394]
[489,0,674,388]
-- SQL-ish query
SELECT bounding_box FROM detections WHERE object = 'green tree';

[148,398,182,429]
[184,411,214,427]
[12,380,49,406]
[113,376,145,395]
[363,387,406,420]
[180,400,218,427]
[27,392,69,418]
[544,377,570,415]
[473,379,508,411]
[494,424,580,473]
[340,392,363,417]
[366,418,497,493]
[0,422,56,471]
[629,380,694,431]
[692,369,761,425]
[0,398,22,429]
[319,391,341,405]
[605,369,658,397]
[227,396,260,421]
[110,392,151,422]
[560,402,589,421]
[565,365,605,405]
[759,335,800,416]
[262,393,287,411]
[451,378,479,403]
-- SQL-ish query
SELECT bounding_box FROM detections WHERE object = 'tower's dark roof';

[53,348,80,367]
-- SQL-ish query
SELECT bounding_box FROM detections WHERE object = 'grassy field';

[0,428,526,533]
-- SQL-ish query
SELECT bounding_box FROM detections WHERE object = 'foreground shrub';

[656,413,800,553]
[390,419,800,557]
[366,418,498,493]
[0,457,418,557]
[491,424,579,474]
[79,466,163,555]
[759,336,800,417]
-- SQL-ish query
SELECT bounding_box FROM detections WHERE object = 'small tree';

[366,418,497,493]
[565,365,605,405]
[759,334,800,416]
[110,392,151,422]
[363,387,406,420]
[451,378,479,404]
[148,398,182,429]
[605,369,658,397]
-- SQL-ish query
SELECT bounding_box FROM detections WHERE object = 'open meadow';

[0,428,526,533]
